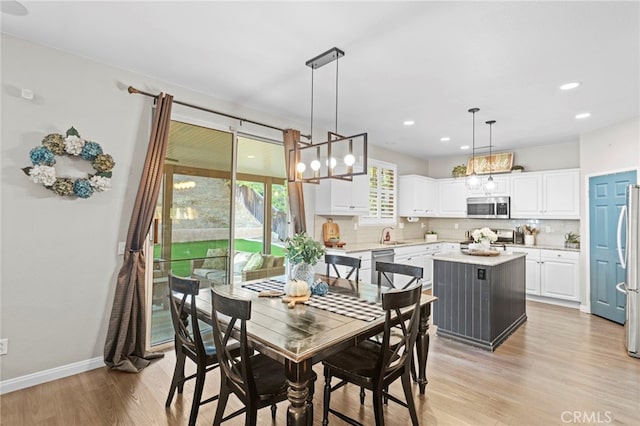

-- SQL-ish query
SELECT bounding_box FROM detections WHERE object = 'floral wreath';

[22,127,115,198]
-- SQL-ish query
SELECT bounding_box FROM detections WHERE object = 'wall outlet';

[398,222,405,229]
[117,241,126,255]
[454,223,459,230]
[421,222,426,229]
[545,226,551,233]
[353,223,358,231]
[0,338,8,355]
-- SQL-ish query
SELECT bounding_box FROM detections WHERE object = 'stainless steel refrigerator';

[616,184,640,358]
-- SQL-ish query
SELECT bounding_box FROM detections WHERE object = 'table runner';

[242,279,385,322]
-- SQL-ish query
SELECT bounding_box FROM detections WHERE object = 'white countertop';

[326,239,579,254]
[432,251,526,266]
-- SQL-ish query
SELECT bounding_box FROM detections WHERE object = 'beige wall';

[427,140,580,178]
[0,35,308,383]
[579,117,640,308]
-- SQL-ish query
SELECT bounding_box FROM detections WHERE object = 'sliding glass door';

[147,123,287,348]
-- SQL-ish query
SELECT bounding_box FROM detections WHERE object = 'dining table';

[190,274,437,426]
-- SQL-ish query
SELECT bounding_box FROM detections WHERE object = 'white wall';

[427,140,580,178]
[0,35,309,384]
[579,117,640,307]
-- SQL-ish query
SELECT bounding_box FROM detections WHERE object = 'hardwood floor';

[2,301,639,425]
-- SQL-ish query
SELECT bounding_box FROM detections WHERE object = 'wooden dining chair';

[325,254,361,282]
[210,289,316,425]
[376,261,423,289]
[165,272,238,426]
[321,285,422,426]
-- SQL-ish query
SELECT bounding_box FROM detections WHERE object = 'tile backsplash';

[314,215,579,247]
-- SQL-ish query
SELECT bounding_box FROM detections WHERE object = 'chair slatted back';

[325,254,361,282]
[377,285,422,379]
[376,261,423,289]
[210,289,255,402]
[168,272,205,359]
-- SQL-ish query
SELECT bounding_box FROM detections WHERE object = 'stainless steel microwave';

[467,196,510,219]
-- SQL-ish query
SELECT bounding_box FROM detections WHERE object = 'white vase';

[480,239,491,251]
[291,262,315,285]
[524,235,535,246]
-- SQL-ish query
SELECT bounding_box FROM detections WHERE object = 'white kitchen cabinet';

[466,175,511,197]
[437,178,468,217]
[398,175,437,217]
[395,245,428,289]
[517,248,579,302]
[315,173,370,216]
[511,169,579,219]
[540,249,579,301]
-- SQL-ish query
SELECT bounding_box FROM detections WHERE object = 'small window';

[360,159,397,226]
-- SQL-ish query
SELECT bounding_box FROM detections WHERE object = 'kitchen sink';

[382,240,410,246]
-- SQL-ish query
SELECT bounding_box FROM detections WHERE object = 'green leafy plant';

[284,232,326,265]
[425,230,437,235]
[565,232,580,243]
[452,164,467,177]
[511,165,525,172]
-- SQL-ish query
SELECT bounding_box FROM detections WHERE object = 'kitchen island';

[432,251,527,351]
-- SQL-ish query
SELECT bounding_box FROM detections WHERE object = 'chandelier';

[287,47,368,184]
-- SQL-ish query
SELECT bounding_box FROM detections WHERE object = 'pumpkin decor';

[284,279,310,297]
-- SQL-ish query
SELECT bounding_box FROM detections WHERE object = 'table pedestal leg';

[415,303,431,394]
[285,358,314,426]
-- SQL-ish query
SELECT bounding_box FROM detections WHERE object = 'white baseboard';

[0,356,104,395]
[526,294,581,309]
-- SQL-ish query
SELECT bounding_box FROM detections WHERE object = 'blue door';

[589,170,636,324]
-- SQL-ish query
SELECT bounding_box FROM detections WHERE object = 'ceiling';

[2,1,639,159]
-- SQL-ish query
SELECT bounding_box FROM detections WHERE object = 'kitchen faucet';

[379,227,394,244]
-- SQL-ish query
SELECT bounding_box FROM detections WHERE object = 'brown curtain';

[104,93,174,372]
[283,129,306,233]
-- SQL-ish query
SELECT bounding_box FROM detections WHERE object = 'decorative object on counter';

[310,280,329,296]
[425,231,438,242]
[22,126,115,198]
[564,232,580,249]
[322,218,345,247]
[523,225,538,246]
[284,232,326,284]
[284,279,311,297]
[462,248,501,257]
[452,164,467,178]
[511,165,525,173]
[466,107,481,190]
[483,120,497,195]
[470,227,498,251]
[288,47,367,184]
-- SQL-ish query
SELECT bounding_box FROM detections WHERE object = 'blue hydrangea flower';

[80,141,103,161]
[29,146,55,166]
[73,179,94,198]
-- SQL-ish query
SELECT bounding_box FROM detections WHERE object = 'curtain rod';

[128,86,310,138]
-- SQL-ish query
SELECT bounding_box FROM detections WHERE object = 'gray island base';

[432,251,527,351]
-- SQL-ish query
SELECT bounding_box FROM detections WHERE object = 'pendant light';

[484,120,496,194]
[467,108,480,189]
[288,47,368,183]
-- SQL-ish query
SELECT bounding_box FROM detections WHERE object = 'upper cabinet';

[398,175,438,217]
[437,178,468,217]
[466,175,511,197]
[511,169,579,219]
[315,174,370,216]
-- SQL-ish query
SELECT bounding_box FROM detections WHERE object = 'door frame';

[583,167,639,314]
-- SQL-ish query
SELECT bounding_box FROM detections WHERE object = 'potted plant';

[284,232,326,284]
[511,165,525,173]
[564,232,580,249]
[425,230,438,243]
[452,164,467,178]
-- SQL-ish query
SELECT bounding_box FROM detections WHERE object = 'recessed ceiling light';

[575,112,591,119]
[247,155,256,159]
[560,81,581,91]
[440,137,451,142]
[460,145,470,150]
[403,120,415,126]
